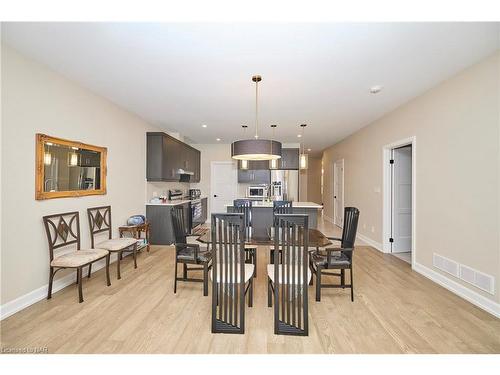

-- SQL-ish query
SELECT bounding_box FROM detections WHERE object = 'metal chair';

[310,207,359,302]
[171,205,212,296]
[269,200,292,264]
[43,211,111,303]
[87,206,138,280]
[233,199,257,277]
[211,213,254,334]
[267,214,310,336]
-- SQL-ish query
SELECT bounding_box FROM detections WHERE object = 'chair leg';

[350,267,354,302]
[105,255,111,286]
[248,278,253,307]
[270,249,274,264]
[183,263,187,279]
[47,267,54,299]
[174,260,178,293]
[267,277,272,307]
[309,262,314,286]
[117,251,122,280]
[77,267,83,303]
[133,243,138,269]
[87,263,92,278]
[203,263,208,296]
[341,269,345,288]
[316,265,322,302]
[253,249,257,278]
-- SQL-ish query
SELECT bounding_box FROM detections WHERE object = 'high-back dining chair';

[233,199,257,277]
[210,213,254,334]
[171,205,212,296]
[270,200,292,264]
[310,207,360,302]
[87,206,138,280]
[43,211,110,303]
[267,213,310,336]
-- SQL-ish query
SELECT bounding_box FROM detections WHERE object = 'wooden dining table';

[195,227,332,248]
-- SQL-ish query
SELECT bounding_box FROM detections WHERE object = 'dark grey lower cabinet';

[146,203,190,245]
[201,197,208,223]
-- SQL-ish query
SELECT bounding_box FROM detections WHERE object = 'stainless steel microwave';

[247,185,268,198]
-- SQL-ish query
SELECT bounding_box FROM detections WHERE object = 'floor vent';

[433,253,459,277]
[433,253,495,295]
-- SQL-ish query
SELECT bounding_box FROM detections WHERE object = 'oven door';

[190,200,203,231]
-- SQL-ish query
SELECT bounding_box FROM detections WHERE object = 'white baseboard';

[357,233,384,252]
[0,253,125,321]
[413,262,500,318]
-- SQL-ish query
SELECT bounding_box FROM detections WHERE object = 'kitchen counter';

[225,201,323,209]
[146,196,208,206]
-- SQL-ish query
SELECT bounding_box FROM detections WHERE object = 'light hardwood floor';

[1,221,499,354]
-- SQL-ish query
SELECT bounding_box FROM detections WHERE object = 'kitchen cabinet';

[146,202,191,245]
[201,197,208,223]
[278,148,299,170]
[237,169,270,184]
[147,132,201,182]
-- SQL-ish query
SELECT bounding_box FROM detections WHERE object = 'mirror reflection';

[43,142,102,192]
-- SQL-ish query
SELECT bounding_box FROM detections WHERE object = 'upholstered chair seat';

[97,238,137,251]
[311,250,351,267]
[210,263,255,284]
[177,246,212,263]
[51,249,109,268]
[267,264,312,284]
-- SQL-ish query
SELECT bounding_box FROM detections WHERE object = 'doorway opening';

[210,161,238,219]
[382,137,416,267]
[333,159,344,228]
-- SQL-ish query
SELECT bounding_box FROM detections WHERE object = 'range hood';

[177,168,194,176]
[177,168,194,182]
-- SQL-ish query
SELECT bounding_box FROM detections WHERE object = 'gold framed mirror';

[35,134,107,200]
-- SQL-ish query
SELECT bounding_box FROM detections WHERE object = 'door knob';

[334,196,337,199]
[214,194,218,197]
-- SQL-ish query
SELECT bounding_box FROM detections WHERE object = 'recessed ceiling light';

[307,148,311,152]
[297,134,302,138]
[216,138,221,141]
[202,124,207,128]
[370,85,383,94]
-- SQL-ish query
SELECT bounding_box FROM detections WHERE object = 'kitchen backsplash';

[146,181,190,201]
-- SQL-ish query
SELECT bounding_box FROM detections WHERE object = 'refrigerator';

[270,170,299,201]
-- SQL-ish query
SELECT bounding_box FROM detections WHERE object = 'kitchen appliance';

[167,189,184,201]
[247,185,268,198]
[177,168,194,182]
[188,188,201,199]
[190,198,203,231]
[270,170,299,201]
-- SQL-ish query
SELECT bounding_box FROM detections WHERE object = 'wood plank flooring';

[1,226,499,353]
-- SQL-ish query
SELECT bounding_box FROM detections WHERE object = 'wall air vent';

[433,253,459,277]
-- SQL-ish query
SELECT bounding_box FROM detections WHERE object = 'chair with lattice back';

[233,199,258,277]
[210,213,254,334]
[43,211,111,303]
[87,206,138,280]
[269,200,292,264]
[267,213,310,336]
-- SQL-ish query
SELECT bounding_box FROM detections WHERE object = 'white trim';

[357,233,384,252]
[382,136,417,268]
[413,262,500,318]
[0,252,128,320]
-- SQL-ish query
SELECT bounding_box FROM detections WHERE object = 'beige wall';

[1,44,162,305]
[322,52,500,304]
[307,156,322,204]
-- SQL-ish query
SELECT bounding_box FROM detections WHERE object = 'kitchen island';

[226,201,323,238]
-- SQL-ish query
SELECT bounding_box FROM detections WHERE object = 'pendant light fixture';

[269,124,279,169]
[299,124,308,170]
[44,142,53,165]
[231,75,282,161]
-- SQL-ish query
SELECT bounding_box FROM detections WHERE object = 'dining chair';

[269,200,292,264]
[267,213,310,336]
[233,199,257,277]
[87,206,138,280]
[310,207,359,302]
[210,213,254,334]
[43,211,111,303]
[171,205,212,296]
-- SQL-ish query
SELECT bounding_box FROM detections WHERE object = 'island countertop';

[225,201,322,209]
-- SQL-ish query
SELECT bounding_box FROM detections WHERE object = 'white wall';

[0,44,163,306]
[321,52,500,309]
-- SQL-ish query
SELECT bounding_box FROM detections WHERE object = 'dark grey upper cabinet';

[279,148,299,170]
[237,169,270,184]
[146,132,201,182]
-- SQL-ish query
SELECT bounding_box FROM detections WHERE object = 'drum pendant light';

[231,75,282,161]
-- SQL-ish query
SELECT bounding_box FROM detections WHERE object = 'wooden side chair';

[269,200,292,264]
[233,199,257,277]
[211,213,254,334]
[267,213,310,336]
[87,206,138,280]
[43,211,110,303]
[310,207,360,302]
[171,205,212,296]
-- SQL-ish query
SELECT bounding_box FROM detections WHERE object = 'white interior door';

[392,146,412,252]
[210,161,238,216]
[333,159,344,227]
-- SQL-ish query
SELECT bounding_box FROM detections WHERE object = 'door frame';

[382,136,416,268]
[333,158,344,228]
[210,161,237,220]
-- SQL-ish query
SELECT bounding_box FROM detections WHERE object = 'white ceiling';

[2,22,499,153]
